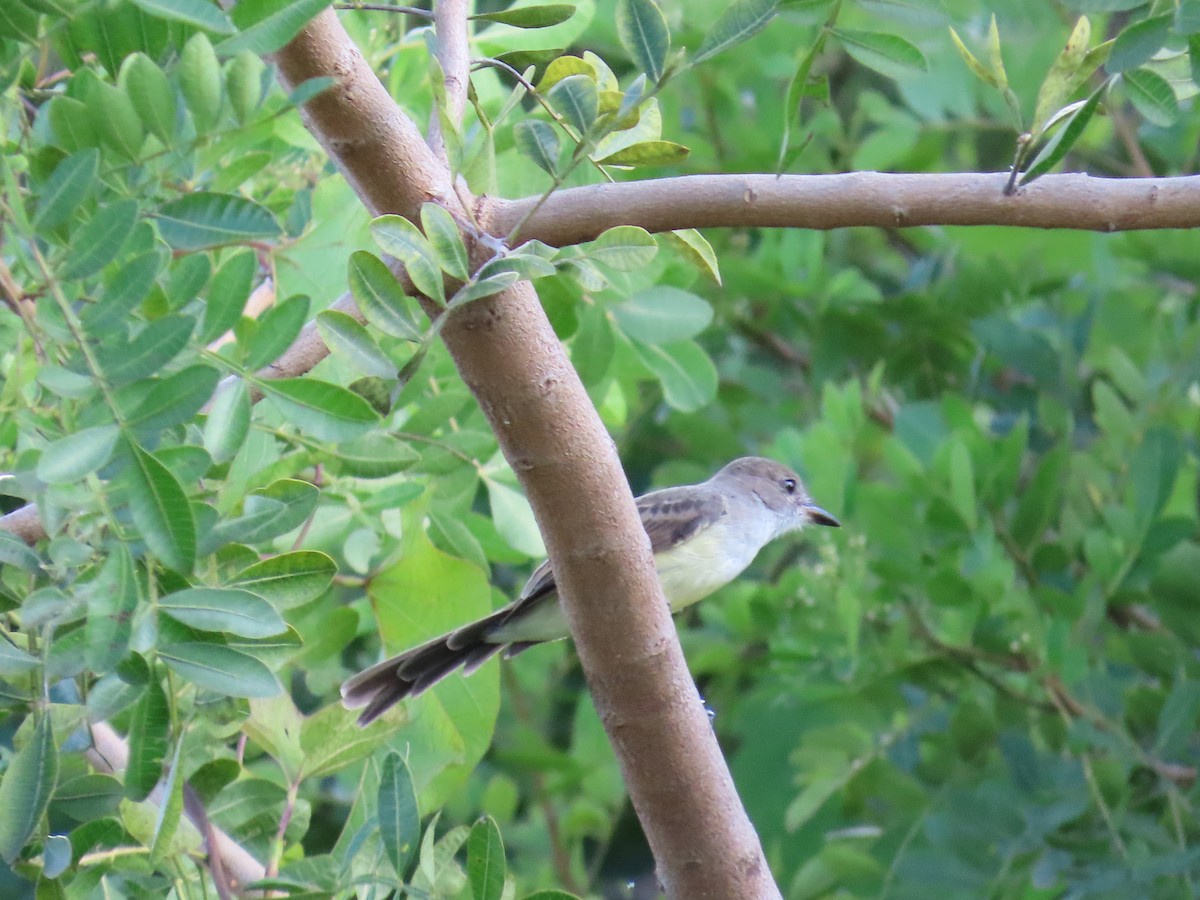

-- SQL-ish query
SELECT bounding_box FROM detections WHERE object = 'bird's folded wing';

[509,483,729,610]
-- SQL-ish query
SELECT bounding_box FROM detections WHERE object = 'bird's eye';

[783,478,797,494]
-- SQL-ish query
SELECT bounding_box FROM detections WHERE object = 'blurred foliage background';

[1,0,1199,897]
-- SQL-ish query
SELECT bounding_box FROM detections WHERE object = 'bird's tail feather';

[341,608,512,726]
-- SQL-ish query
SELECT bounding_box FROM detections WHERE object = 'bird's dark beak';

[804,504,841,527]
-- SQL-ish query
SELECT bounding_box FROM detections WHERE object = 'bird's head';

[715,456,841,536]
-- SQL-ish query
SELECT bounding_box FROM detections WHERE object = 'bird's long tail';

[341,608,531,725]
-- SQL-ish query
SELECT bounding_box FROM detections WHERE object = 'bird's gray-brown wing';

[634,484,728,554]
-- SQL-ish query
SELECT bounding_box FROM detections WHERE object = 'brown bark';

[490,171,1200,246]
[268,8,781,898]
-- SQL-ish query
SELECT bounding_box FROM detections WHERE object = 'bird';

[341,457,840,725]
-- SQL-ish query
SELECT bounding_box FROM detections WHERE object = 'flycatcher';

[342,457,839,725]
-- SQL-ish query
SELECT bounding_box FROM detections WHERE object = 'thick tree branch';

[489,172,1200,246]
[268,9,781,898]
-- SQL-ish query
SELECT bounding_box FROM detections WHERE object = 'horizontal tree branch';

[6,171,1199,546]
[489,172,1200,246]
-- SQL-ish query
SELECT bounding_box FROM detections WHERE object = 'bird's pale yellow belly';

[491,522,760,644]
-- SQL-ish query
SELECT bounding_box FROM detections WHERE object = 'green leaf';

[947,439,977,530]
[467,816,506,900]
[1132,427,1180,522]
[0,638,38,676]
[1019,85,1104,186]
[159,642,282,697]
[476,251,557,281]
[124,677,168,801]
[471,4,574,27]
[202,249,258,343]
[612,286,713,344]
[84,249,166,334]
[87,80,145,162]
[159,587,287,638]
[124,440,197,572]
[637,340,719,412]
[513,119,561,174]
[244,294,309,370]
[48,96,99,154]
[1123,67,1179,126]
[379,752,420,879]
[485,478,545,558]
[150,739,185,862]
[204,378,251,463]
[548,74,599,134]
[42,834,72,879]
[1107,12,1172,73]
[570,303,614,385]
[127,365,221,434]
[617,0,670,82]
[156,192,282,252]
[286,75,336,106]
[370,215,446,304]
[595,139,689,166]
[85,546,139,672]
[662,229,721,284]
[230,551,336,610]
[1179,0,1200,33]
[420,204,469,281]
[130,0,233,31]
[450,272,521,305]
[831,28,928,79]
[585,225,657,271]
[34,149,98,230]
[63,200,138,280]
[537,54,597,91]
[348,250,424,341]
[694,0,779,65]
[119,53,179,144]
[330,434,422,479]
[0,0,39,43]
[210,478,319,545]
[1032,16,1097,134]
[0,531,43,573]
[226,51,267,124]
[0,716,58,864]
[298,704,392,780]
[98,314,195,385]
[179,33,223,132]
[219,0,332,55]
[316,310,395,378]
[1155,679,1200,757]
[262,378,381,442]
[1011,444,1069,548]
[1191,34,1200,89]
[37,424,120,485]
[949,21,1005,90]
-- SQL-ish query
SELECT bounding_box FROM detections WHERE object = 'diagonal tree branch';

[267,8,781,898]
